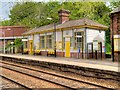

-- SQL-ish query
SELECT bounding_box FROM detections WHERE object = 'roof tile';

[23,17,108,35]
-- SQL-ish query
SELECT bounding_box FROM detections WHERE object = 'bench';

[33,50,41,55]
[23,49,29,54]
[47,50,55,56]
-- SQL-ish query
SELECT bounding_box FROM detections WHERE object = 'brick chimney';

[58,9,70,24]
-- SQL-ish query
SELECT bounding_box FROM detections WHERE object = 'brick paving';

[0,54,119,72]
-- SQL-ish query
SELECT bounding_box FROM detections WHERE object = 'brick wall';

[0,26,27,53]
[58,9,70,24]
[110,11,120,61]
[41,51,48,56]
[0,26,27,37]
[56,52,64,57]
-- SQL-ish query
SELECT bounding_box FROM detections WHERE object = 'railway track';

[0,61,115,89]
[0,75,31,90]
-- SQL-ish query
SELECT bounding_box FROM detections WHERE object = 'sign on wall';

[114,35,120,51]
[93,40,98,50]
[114,38,120,51]
[56,41,62,50]
[88,44,92,51]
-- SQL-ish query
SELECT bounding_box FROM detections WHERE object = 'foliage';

[0,20,12,26]
[14,38,23,47]
[5,39,23,50]
[110,1,120,8]
[5,40,11,49]
[8,2,112,27]
[106,43,111,54]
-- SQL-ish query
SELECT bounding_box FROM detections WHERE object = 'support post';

[82,36,84,59]
[112,15,114,62]
[54,23,56,57]
[92,43,93,58]
[95,50,97,60]
[100,42,102,59]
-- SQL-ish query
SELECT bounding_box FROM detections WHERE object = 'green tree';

[110,1,120,8]
[0,20,12,26]
[14,38,23,47]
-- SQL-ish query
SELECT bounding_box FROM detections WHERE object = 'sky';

[0,2,14,21]
[0,0,51,21]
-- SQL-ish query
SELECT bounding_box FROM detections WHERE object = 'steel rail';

[1,61,114,90]
[0,75,32,90]
[1,65,76,90]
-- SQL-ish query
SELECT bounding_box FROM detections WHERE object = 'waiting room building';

[22,9,108,59]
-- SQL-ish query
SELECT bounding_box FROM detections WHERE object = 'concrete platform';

[0,53,119,72]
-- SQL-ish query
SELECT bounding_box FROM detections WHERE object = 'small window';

[40,36,45,48]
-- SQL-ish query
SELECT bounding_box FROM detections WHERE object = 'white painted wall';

[28,35,33,40]
[74,28,85,32]
[56,31,62,41]
[27,28,106,52]
[86,28,105,52]
[63,30,72,37]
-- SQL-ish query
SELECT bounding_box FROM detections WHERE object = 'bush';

[106,43,111,54]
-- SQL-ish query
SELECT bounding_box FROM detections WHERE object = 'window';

[47,35,52,48]
[70,37,73,47]
[74,32,84,49]
[40,36,45,48]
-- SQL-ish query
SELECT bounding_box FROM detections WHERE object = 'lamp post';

[47,17,56,57]
[111,15,114,62]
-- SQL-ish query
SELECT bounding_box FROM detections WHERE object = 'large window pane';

[47,35,52,48]
[40,36,45,48]
[74,32,84,49]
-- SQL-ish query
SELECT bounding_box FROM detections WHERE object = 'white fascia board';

[0,36,24,39]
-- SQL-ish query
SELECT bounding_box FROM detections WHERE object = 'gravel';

[0,77,23,89]
[1,68,64,89]
[1,61,119,89]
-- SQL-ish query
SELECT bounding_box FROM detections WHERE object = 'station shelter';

[0,26,27,53]
[22,9,108,59]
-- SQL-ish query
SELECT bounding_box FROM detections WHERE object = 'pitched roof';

[23,24,54,35]
[23,17,108,35]
[57,18,107,29]
[111,6,120,14]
